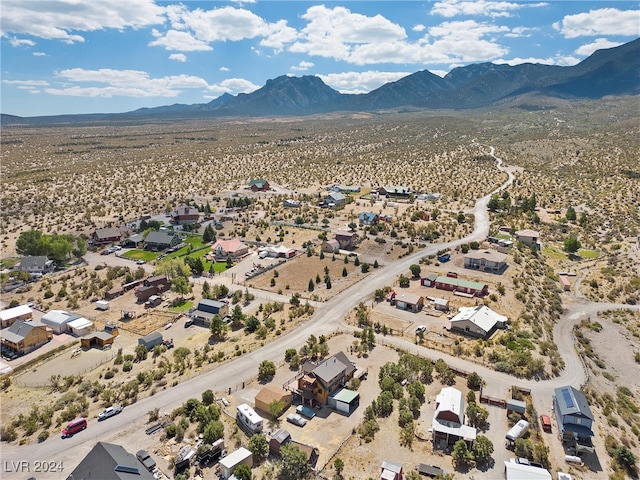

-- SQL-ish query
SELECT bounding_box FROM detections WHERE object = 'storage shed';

[254,385,292,418]
[269,429,291,455]
[218,447,252,479]
[138,332,163,351]
[67,317,93,337]
[41,310,79,334]
[328,388,360,414]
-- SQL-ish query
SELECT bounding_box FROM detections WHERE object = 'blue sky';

[2,1,638,117]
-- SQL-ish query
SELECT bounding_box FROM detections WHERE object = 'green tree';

[202,420,224,444]
[230,304,245,330]
[564,236,581,253]
[466,402,489,429]
[409,264,421,278]
[342,266,348,277]
[333,457,344,479]
[452,439,474,468]
[202,389,214,406]
[210,314,227,340]
[171,276,192,301]
[269,399,285,418]
[613,446,636,470]
[308,279,315,291]
[467,372,483,390]
[16,230,46,256]
[278,443,310,480]
[472,435,494,466]
[566,206,577,221]
[134,344,148,362]
[514,438,533,459]
[248,433,269,463]
[245,315,260,333]
[258,360,276,381]
[233,463,252,480]
[398,274,410,287]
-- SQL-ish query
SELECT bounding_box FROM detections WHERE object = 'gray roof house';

[66,442,155,480]
[17,256,54,274]
[553,385,594,440]
[325,191,346,206]
[144,231,181,250]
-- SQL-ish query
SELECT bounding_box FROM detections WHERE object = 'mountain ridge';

[2,38,638,125]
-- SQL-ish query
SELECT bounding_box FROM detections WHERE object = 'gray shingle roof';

[67,442,155,480]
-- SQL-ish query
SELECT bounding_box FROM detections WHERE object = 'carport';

[81,331,115,349]
[328,388,359,414]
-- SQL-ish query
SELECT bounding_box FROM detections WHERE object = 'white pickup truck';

[98,405,123,421]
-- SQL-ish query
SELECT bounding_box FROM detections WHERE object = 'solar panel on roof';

[562,388,575,408]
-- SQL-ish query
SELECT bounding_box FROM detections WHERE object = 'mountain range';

[2,38,638,125]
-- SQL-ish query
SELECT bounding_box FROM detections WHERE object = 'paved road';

[2,147,637,478]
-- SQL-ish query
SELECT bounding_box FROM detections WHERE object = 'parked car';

[184,319,194,328]
[415,325,427,334]
[417,464,445,478]
[61,418,87,437]
[540,414,552,433]
[136,450,156,472]
[136,259,145,265]
[98,405,123,421]
[286,413,307,427]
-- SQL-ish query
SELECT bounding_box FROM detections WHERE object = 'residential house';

[515,229,540,248]
[0,320,51,355]
[296,351,356,406]
[432,387,477,447]
[327,184,361,193]
[553,386,595,442]
[144,275,171,293]
[335,231,357,250]
[377,186,412,198]
[358,212,379,226]
[324,191,346,207]
[321,239,340,253]
[394,292,424,313]
[191,299,229,325]
[283,199,300,208]
[66,442,155,480]
[144,231,181,250]
[254,385,292,417]
[211,238,249,258]
[434,276,488,297]
[449,305,507,338]
[171,205,200,224]
[380,460,403,480]
[248,179,270,191]
[463,249,508,273]
[0,304,33,329]
[258,245,296,258]
[92,227,122,245]
[17,256,54,276]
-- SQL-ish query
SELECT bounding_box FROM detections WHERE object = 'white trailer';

[506,419,530,444]
[236,403,263,434]
[96,300,110,311]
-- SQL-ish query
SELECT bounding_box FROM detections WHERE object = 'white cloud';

[574,38,623,56]
[9,37,35,47]
[176,6,266,43]
[426,20,509,62]
[259,19,298,52]
[3,79,49,87]
[504,26,537,38]
[205,78,260,96]
[431,0,547,18]
[290,61,315,72]
[318,71,411,94]
[33,52,46,56]
[169,53,187,62]
[46,68,210,98]
[494,54,580,67]
[553,8,640,39]
[412,24,426,32]
[219,66,230,72]
[149,29,213,51]
[290,5,407,62]
[1,0,165,43]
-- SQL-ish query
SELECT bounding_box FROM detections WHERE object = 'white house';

[432,387,476,447]
[449,305,507,338]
